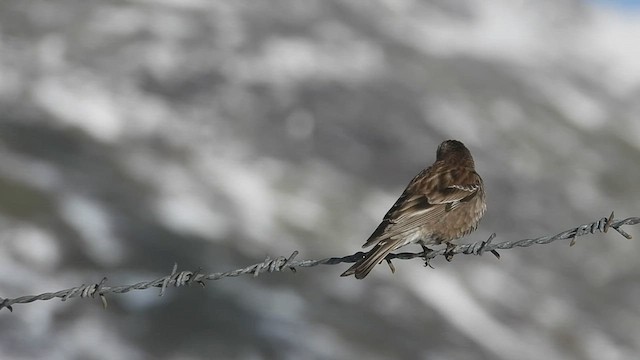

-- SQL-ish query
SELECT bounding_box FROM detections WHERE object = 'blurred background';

[0,0,639,359]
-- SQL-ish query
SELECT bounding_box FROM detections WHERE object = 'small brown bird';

[341,140,486,279]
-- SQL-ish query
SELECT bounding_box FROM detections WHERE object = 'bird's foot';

[420,244,435,269]
[444,242,456,262]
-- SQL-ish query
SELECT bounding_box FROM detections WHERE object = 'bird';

[340,139,486,279]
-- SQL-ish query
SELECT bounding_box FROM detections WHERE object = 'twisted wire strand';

[0,212,636,312]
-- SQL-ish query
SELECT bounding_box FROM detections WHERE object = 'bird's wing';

[362,167,481,247]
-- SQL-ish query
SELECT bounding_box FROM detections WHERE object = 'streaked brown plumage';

[341,140,486,279]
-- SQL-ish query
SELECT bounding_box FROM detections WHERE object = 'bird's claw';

[420,244,435,268]
[444,242,456,262]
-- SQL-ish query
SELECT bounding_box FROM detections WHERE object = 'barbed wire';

[0,211,637,312]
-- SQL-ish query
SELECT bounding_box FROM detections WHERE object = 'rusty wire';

[0,211,636,312]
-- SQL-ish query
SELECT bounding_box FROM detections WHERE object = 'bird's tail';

[340,240,400,279]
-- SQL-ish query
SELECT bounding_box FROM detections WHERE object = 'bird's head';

[436,140,475,167]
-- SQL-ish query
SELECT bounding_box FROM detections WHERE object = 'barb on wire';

[0,211,637,312]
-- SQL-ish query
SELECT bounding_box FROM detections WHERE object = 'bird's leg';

[444,242,456,262]
[420,244,435,269]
